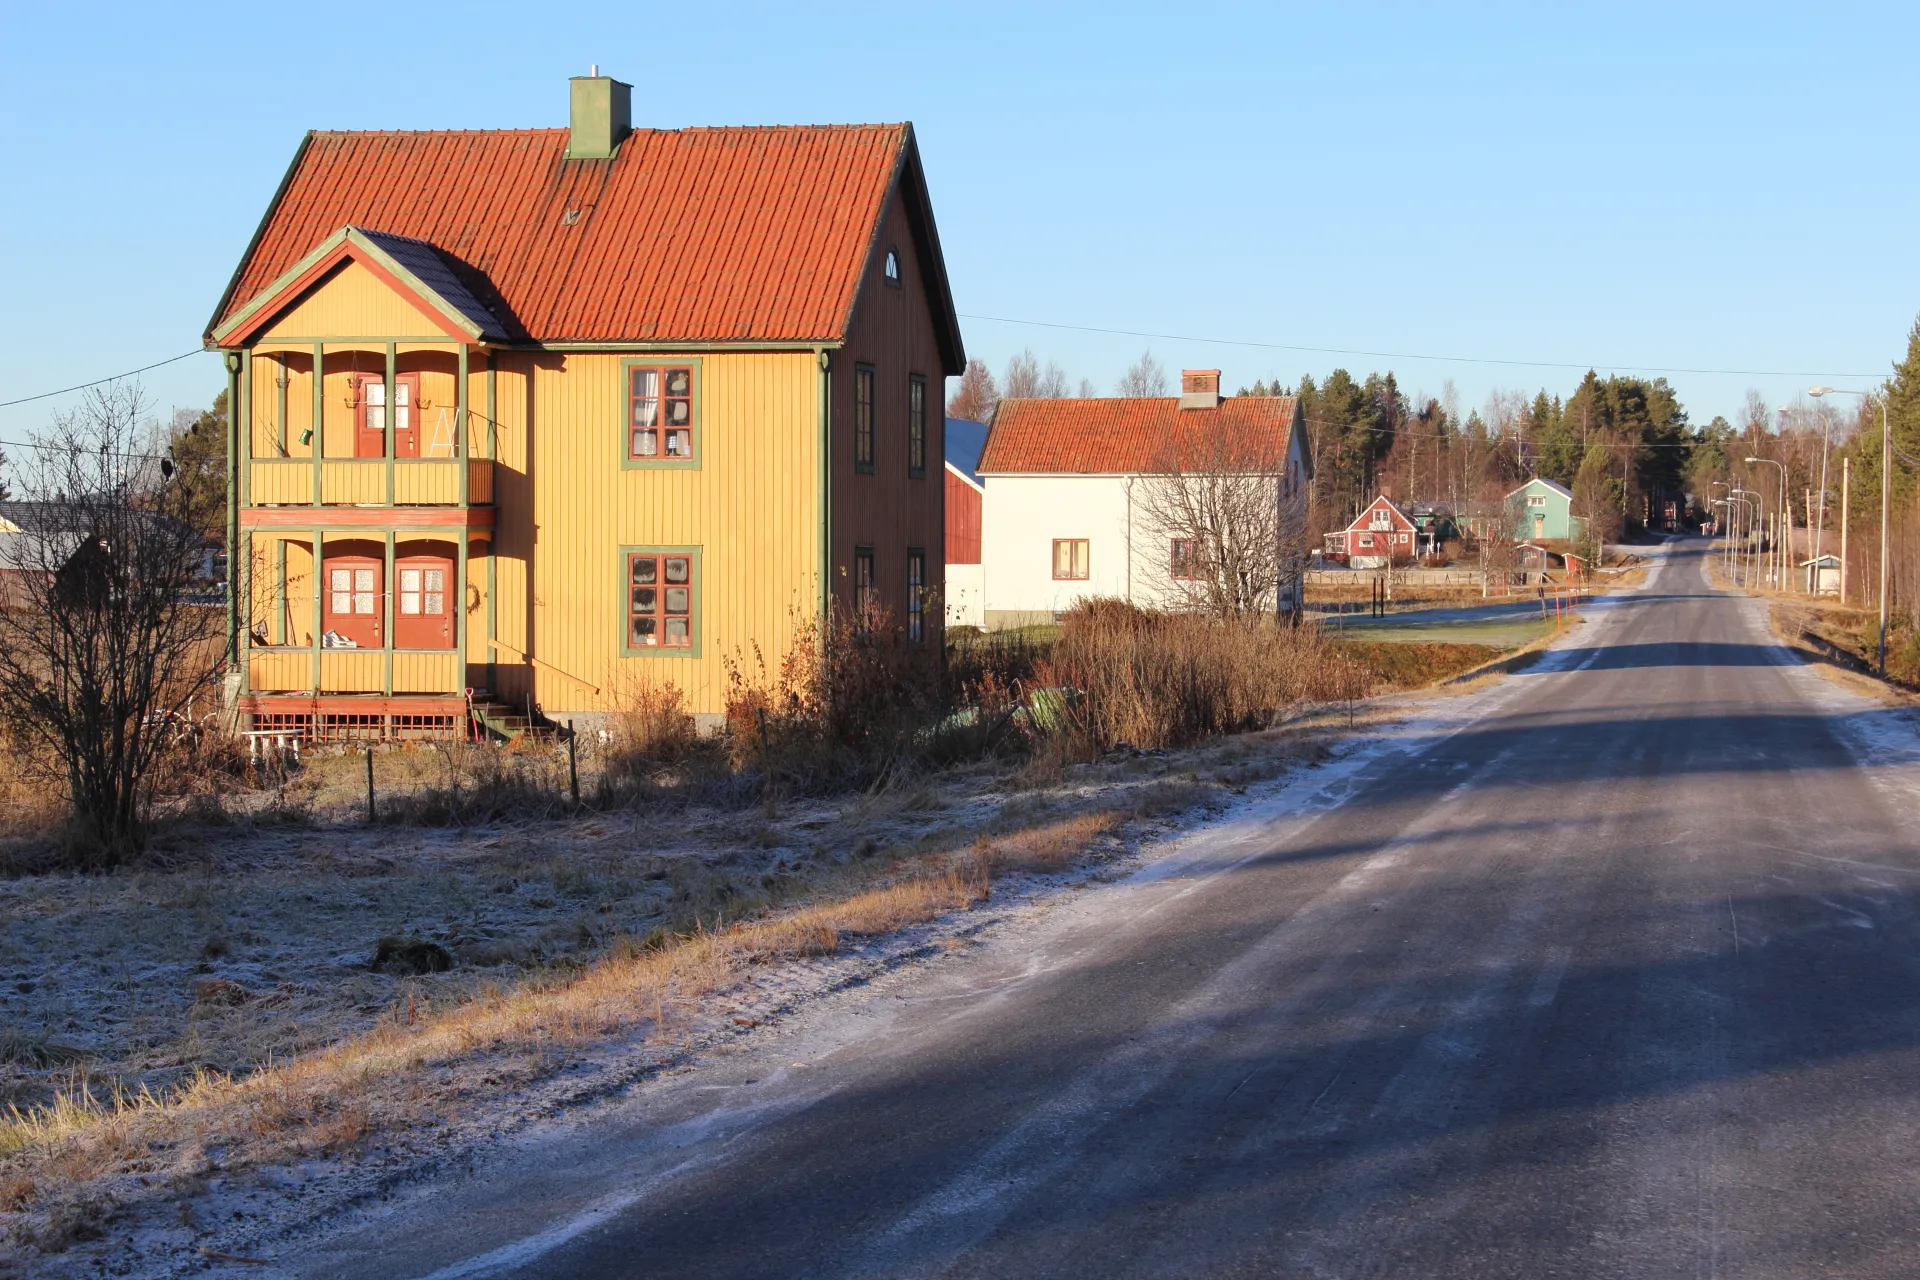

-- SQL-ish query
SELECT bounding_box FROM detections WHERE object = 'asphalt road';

[296,539,1920,1278]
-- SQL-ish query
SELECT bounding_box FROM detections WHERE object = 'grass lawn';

[1328,615,1558,648]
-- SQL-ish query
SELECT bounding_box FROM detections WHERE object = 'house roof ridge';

[978,395,1302,475]
[208,122,958,358]
[305,122,907,139]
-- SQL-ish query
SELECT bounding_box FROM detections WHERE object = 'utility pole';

[1841,457,1851,604]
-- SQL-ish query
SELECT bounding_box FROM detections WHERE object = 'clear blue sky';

[2,0,1915,451]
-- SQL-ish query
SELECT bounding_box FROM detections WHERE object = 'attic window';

[884,248,902,287]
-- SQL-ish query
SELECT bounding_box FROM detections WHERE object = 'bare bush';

[1037,599,1352,753]
[0,383,226,865]
[1132,412,1308,619]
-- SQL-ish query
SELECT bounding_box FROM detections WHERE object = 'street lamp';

[1720,494,1755,587]
[1709,480,1732,574]
[1811,386,1890,673]
[1747,456,1786,590]
[1733,488,1763,588]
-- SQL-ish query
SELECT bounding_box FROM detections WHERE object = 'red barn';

[943,417,987,627]
[1328,496,1417,568]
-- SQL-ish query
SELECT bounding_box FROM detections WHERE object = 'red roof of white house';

[977,396,1302,475]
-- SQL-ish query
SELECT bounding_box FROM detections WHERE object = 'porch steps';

[468,696,534,743]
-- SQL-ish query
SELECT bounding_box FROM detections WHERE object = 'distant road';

[294,538,1920,1278]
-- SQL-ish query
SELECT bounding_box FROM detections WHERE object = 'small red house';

[1328,496,1417,568]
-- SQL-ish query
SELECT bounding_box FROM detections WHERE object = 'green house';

[1508,478,1586,543]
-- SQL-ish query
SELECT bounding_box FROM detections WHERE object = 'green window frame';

[855,364,875,473]
[621,545,702,657]
[620,357,702,470]
[907,374,927,478]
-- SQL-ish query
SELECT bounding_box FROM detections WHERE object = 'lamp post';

[1721,495,1755,587]
[1720,479,1735,575]
[1732,488,1762,588]
[1811,387,1890,673]
[1747,456,1787,590]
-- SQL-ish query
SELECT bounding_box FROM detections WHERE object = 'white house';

[975,370,1309,628]
[943,418,988,629]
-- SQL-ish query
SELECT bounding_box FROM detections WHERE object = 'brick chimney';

[1179,369,1222,411]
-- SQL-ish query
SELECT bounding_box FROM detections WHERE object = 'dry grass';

[0,602,1448,1250]
[0,736,70,873]
[1329,640,1509,691]
[0,784,1141,1240]
[1037,599,1357,755]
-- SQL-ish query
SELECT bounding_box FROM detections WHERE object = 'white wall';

[979,424,1312,624]
[981,473,1133,620]
[944,562,984,628]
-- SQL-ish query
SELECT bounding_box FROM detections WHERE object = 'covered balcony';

[237,530,504,739]
[240,342,496,512]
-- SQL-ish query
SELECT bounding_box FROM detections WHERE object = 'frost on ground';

[0,580,1627,1275]
[0,705,1383,1275]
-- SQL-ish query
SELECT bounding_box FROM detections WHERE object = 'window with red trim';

[1171,539,1204,580]
[628,553,695,648]
[629,366,694,461]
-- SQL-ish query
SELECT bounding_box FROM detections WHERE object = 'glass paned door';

[394,556,453,649]
[321,556,382,648]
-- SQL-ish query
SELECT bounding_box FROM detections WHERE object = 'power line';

[957,313,1885,380]
[0,350,207,410]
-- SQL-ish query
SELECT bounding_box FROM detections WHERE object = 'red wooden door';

[322,555,382,648]
[352,374,421,458]
[393,374,421,459]
[393,556,453,649]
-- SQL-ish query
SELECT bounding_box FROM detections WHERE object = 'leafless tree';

[1116,350,1169,397]
[0,382,227,865]
[1131,417,1307,619]
[1003,348,1070,399]
[1742,388,1772,442]
[947,358,1000,421]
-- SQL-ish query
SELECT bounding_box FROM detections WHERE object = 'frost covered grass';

[0,752,1200,1255]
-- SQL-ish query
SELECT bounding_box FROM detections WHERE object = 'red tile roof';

[977,396,1302,475]
[207,125,962,365]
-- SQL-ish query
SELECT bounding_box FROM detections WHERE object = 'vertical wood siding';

[248,651,309,692]
[488,355,533,704]
[466,535,492,667]
[392,461,460,503]
[830,189,947,644]
[945,467,983,564]
[247,348,315,458]
[393,652,459,693]
[321,461,385,504]
[249,461,309,504]
[260,261,447,340]
[498,350,819,715]
[320,650,383,692]
[285,539,315,647]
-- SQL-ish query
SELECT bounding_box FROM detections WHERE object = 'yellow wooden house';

[206,73,964,737]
